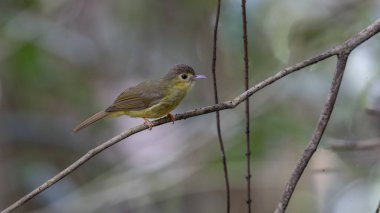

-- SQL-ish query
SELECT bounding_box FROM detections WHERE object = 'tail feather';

[73,111,109,133]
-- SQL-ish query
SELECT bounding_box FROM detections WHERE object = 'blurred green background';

[1,0,380,212]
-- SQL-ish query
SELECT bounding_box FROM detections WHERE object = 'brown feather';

[73,111,109,133]
[106,80,166,112]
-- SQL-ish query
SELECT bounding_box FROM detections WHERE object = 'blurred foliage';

[1,0,380,213]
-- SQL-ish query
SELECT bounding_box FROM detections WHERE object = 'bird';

[73,64,206,132]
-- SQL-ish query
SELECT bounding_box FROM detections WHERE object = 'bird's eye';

[180,73,188,80]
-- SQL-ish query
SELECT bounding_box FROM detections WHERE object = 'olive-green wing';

[105,80,165,112]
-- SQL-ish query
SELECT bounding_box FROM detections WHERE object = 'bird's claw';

[143,118,154,130]
[168,113,175,124]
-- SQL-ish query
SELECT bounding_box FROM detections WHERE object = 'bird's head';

[164,64,206,90]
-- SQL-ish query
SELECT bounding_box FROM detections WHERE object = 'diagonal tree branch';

[274,52,350,213]
[240,0,252,212]
[210,0,231,212]
[1,18,380,213]
[272,18,380,213]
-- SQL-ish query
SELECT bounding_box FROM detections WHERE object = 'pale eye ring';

[180,73,188,80]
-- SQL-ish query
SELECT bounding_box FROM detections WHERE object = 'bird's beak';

[194,74,207,79]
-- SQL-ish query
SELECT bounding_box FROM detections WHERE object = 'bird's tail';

[73,111,109,133]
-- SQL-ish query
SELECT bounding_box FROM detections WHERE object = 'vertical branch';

[241,0,251,212]
[211,0,230,212]
[275,52,350,213]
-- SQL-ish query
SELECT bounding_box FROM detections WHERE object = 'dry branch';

[275,52,349,213]
[325,137,380,151]
[240,0,252,212]
[1,18,380,213]
[210,0,231,212]
[274,17,380,212]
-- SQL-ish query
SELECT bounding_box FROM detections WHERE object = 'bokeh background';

[1,0,380,212]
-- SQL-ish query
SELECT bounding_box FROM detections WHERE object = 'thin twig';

[325,137,380,151]
[241,0,251,212]
[2,18,380,213]
[275,52,350,213]
[376,199,380,213]
[211,0,230,212]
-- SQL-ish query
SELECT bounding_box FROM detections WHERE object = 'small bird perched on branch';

[73,64,206,132]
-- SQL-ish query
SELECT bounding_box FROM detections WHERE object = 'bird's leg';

[167,113,175,124]
[143,118,154,130]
